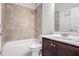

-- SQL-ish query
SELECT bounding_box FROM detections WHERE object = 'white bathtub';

[2,39,39,56]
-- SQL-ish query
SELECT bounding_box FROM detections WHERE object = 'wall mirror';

[55,3,79,32]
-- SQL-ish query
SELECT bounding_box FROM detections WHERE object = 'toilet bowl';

[30,43,42,56]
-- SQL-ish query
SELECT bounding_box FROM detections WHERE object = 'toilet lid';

[30,43,41,49]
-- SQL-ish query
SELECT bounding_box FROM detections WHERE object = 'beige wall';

[35,4,42,40]
[3,4,36,42]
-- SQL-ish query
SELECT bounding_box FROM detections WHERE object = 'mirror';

[55,3,79,32]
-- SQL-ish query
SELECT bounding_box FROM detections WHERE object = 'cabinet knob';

[53,45,56,47]
[51,43,53,46]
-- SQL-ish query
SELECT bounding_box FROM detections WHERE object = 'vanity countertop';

[41,35,79,47]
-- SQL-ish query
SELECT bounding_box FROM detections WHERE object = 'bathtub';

[2,39,39,56]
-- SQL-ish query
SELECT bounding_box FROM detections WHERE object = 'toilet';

[30,43,42,56]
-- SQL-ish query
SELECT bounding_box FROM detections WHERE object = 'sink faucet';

[62,32,69,37]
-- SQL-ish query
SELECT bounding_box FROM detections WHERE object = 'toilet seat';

[30,43,41,49]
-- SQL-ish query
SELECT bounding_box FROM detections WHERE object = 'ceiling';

[14,3,41,10]
[55,3,79,11]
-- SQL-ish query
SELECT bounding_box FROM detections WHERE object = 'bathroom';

[0,3,79,56]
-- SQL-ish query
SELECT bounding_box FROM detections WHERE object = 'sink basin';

[61,32,69,37]
[53,36,72,40]
[48,34,79,42]
[46,34,71,40]
[68,36,79,42]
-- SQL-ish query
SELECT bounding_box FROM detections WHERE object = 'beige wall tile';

[3,4,35,42]
[35,4,42,40]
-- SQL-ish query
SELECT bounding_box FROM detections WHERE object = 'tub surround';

[3,3,42,42]
[35,4,42,40]
[3,4,35,42]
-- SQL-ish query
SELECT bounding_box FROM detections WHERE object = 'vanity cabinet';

[42,37,79,56]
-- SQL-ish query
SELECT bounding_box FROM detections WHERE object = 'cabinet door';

[56,42,77,56]
[75,47,79,56]
[42,38,54,56]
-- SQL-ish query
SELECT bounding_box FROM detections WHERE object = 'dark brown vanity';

[42,37,79,56]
